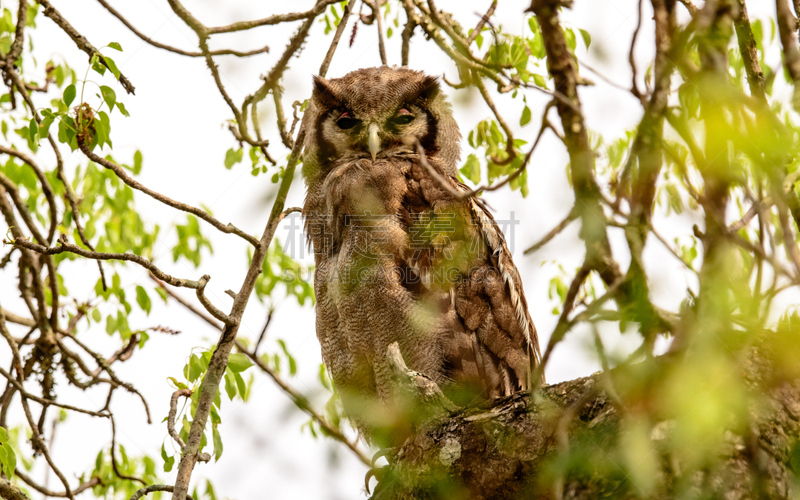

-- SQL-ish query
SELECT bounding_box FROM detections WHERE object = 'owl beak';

[367,123,381,161]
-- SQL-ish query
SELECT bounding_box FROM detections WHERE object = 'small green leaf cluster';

[162,351,254,470]
[223,144,280,180]
[254,240,315,306]
[173,215,213,268]
[463,119,529,196]
[320,1,348,35]
[0,427,17,479]
[90,446,161,500]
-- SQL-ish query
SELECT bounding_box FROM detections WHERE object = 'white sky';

[0,0,789,499]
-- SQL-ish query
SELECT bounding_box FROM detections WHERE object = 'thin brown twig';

[167,389,193,450]
[6,0,27,64]
[0,364,109,417]
[466,0,496,45]
[206,0,339,34]
[11,235,207,289]
[401,18,416,66]
[110,416,146,484]
[677,0,699,16]
[523,209,578,254]
[150,275,223,330]
[13,470,99,498]
[319,0,359,78]
[195,275,237,326]
[629,0,645,101]
[374,0,388,65]
[777,0,800,111]
[129,484,191,500]
[95,0,269,57]
[77,140,259,246]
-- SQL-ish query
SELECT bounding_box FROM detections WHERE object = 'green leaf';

[459,154,481,184]
[161,444,174,472]
[28,117,39,143]
[105,314,117,334]
[579,28,592,49]
[116,101,129,117]
[133,150,143,174]
[103,56,120,79]
[277,340,297,376]
[108,41,123,51]
[91,56,106,75]
[188,354,204,382]
[233,371,246,399]
[212,425,223,461]
[224,370,236,400]
[100,85,116,111]
[565,28,577,51]
[155,287,168,303]
[227,353,252,373]
[136,285,151,315]
[91,308,101,322]
[63,84,75,106]
[520,105,532,127]
[224,148,243,169]
[3,443,16,478]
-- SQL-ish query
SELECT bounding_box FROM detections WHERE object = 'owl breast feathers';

[301,66,541,438]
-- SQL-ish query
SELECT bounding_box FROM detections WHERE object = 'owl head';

[302,66,461,185]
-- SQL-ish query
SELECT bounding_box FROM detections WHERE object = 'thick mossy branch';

[371,345,800,500]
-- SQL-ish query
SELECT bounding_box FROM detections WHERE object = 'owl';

[301,67,541,443]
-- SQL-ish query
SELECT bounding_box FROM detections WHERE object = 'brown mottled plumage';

[301,67,541,441]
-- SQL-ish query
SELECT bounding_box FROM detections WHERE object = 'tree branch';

[37,0,135,94]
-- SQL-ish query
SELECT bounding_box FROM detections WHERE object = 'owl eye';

[389,108,415,126]
[335,111,361,130]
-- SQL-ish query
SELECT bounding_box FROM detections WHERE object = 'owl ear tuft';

[417,75,440,101]
[312,76,342,108]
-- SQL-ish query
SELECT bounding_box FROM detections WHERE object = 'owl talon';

[364,464,387,495]
[371,446,397,466]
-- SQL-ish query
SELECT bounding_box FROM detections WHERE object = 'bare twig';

[629,0,645,101]
[523,209,578,254]
[110,416,146,484]
[95,0,270,58]
[13,470,99,498]
[195,275,237,326]
[777,0,800,111]
[374,0,388,65]
[78,140,258,246]
[150,275,223,330]
[206,0,339,34]
[467,0,496,45]
[130,485,191,500]
[11,235,207,289]
[167,389,193,450]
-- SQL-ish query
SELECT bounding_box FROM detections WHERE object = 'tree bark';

[371,345,800,499]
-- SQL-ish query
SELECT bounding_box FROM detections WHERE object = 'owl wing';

[403,156,542,405]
